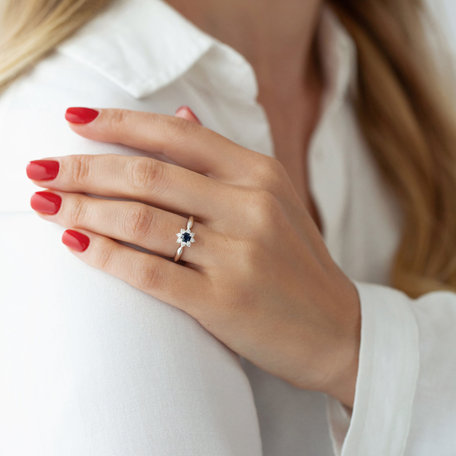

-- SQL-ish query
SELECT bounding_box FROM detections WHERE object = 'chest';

[180,73,401,283]
[274,139,323,233]
[260,102,323,232]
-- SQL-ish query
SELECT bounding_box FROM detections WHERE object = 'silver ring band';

[174,215,195,262]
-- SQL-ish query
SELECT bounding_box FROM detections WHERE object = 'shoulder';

[0,48,185,213]
[0,0,265,212]
[0,57,128,214]
[0,0,216,213]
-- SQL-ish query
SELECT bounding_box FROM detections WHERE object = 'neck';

[166,0,323,100]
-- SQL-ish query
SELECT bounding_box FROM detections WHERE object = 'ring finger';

[30,190,219,266]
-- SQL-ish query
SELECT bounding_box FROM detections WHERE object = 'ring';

[174,215,196,262]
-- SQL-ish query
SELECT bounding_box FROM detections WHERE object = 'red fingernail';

[30,191,62,214]
[26,160,59,180]
[62,229,90,252]
[65,107,99,124]
[175,105,201,124]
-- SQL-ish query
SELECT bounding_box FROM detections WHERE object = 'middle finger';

[27,153,236,222]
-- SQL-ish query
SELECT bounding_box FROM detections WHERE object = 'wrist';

[323,279,361,408]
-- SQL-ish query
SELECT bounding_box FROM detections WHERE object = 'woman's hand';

[26,106,361,408]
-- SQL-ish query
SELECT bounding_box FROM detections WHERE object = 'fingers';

[174,105,202,124]
[63,107,264,179]
[60,226,209,316]
[26,153,236,222]
[31,190,220,266]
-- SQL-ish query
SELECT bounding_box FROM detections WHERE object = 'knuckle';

[70,155,92,186]
[108,109,129,133]
[122,205,154,240]
[134,261,164,292]
[247,189,281,227]
[165,115,198,135]
[250,157,286,189]
[127,157,164,191]
[96,244,114,271]
[172,115,200,134]
[158,115,201,150]
[69,196,87,226]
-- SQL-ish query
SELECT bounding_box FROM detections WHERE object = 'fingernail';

[30,191,62,215]
[26,159,59,180]
[175,105,201,124]
[62,229,90,252]
[65,107,99,124]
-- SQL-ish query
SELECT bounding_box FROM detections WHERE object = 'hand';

[26,106,361,408]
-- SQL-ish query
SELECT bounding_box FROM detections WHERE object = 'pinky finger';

[61,228,207,315]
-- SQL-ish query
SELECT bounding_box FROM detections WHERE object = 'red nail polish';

[30,191,62,214]
[175,105,201,124]
[26,160,59,180]
[65,107,99,124]
[62,229,90,252]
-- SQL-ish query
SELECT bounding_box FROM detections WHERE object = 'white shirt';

[1,0,455,455]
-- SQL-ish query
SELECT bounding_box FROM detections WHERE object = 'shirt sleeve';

[325,280,456,456]
[0,54,263,456]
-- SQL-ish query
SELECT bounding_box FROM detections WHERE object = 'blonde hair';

[1,0,455,298]
[0,0,111,90]
[329,1,456,297]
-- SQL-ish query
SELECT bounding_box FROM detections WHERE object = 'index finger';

[64,107,262,179]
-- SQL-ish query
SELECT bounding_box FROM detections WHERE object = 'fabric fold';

[326,281,420,455]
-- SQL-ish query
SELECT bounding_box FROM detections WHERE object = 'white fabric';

[0,0,455,454]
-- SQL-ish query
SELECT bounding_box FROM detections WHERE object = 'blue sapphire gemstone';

[182,232,192,243]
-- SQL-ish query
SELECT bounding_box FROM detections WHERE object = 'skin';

[27,108,361,409]
[167,0,325,228]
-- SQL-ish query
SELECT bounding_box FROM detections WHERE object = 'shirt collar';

[57,0,215,98]
[316,6,358,114]
[57,0,357,107]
